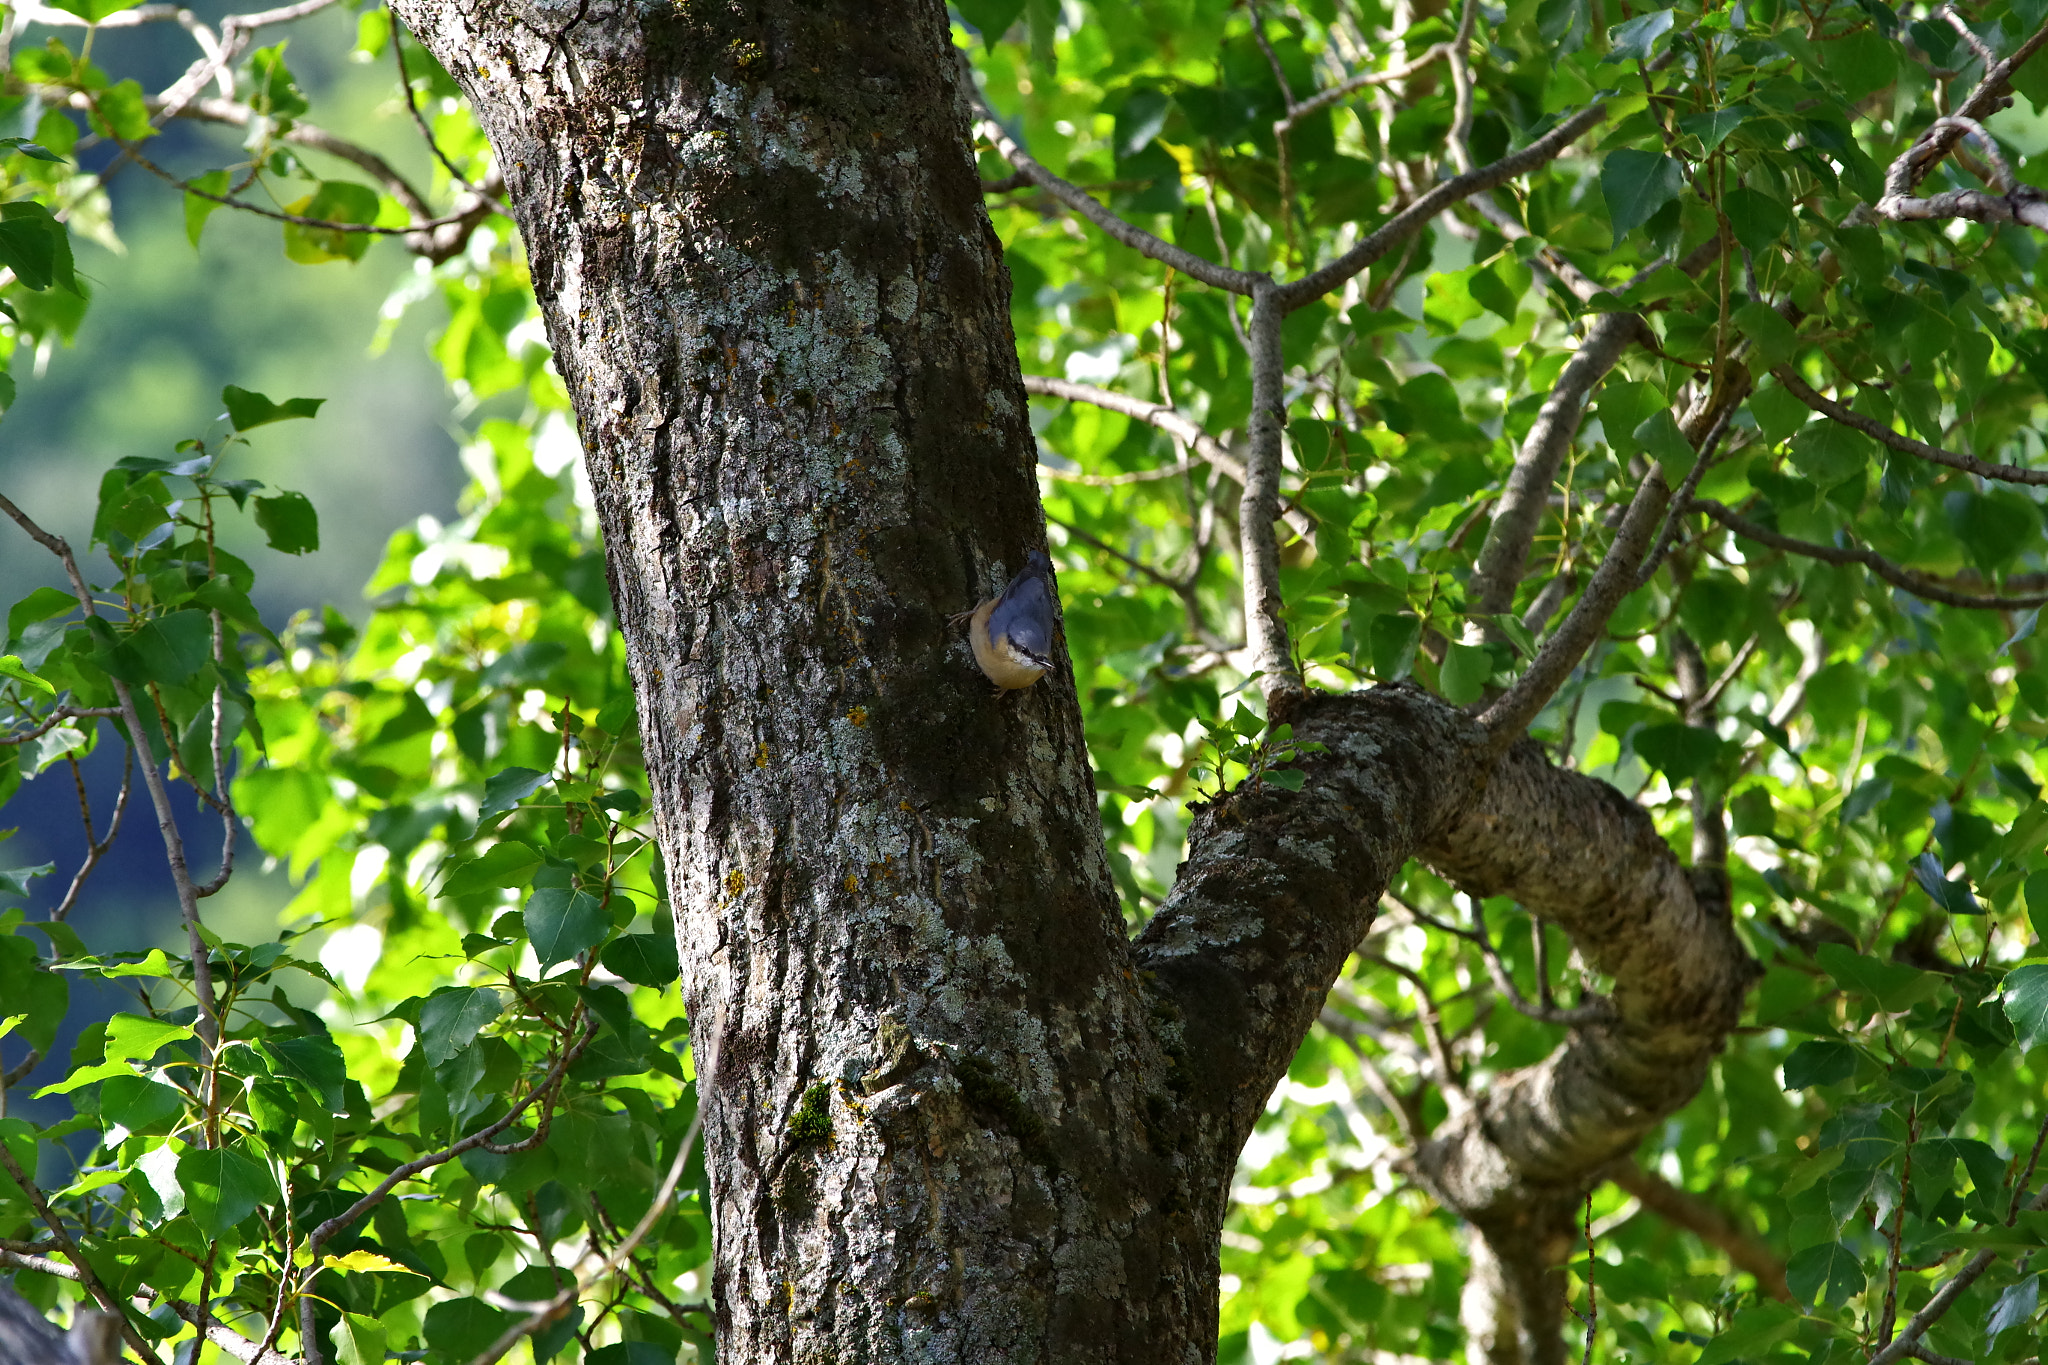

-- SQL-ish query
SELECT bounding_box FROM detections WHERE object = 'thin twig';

[0,1142,167,1365]
[460,1101,706,1365]
[1692,499,2048,610]
[1771,368,2048,487]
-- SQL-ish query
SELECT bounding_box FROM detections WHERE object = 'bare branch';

[53,746,131,922]
[1243,286,1301,696]
[1477,469,1669,744]
[1691,498,2048,610]
[297,1022,596,1364]
[962,58,1261,294]
[154,95,435,222]
[1633,401,1738,590]
[1276,43,1453,132]
[1275,100,1612,310]
[1466,312,1645,625]
[1446,0,1480,174]
[1771,368,2048,487]
[1893,15,2048,194]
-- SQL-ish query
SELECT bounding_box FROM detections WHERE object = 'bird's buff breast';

[969,599,1049,690]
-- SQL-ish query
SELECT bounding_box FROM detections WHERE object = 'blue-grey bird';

[952,551,1061,696]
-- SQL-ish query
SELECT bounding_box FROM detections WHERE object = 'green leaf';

[1912,851,1982,916]
[958,0,1027,40]
[0,936,65,1052]
[1631,723,1722,782]
[2026,871,2048,944]
[86,79,154,142]
[1785,1242,1865,1309]
[1828,27,1898,103]
[333,1313,388,1365]
[45,0,144,21]
[1369,613,1422,681]
[600,932,680,988]
[281,181,381,264]
[1816,942,1942,1011]
[481,766,552,820]
[441,841,543,898]
[1440,641,1491,705]
[1692,1302,1801,1365]
[525,886,608,972]
[1679,105,1748,151]
[1600,149,1685,244]
[1722,186,1790,256]
[417,986,504,1065]
[1733,300,1799,367]
[1788,420,1873,490]
[0,654,54,697]
[2004,963,2048,1049]
[1781,1040,1855,1089]
[8,585,75,643]
[0,202,78,293]
[1986,1274,2039,1348]
[1632,409,1694,479]
[99,1075,186,1137]
[177,1146,280,1236]
[221,386,325,431]
[101,1014,195,1063]
[184,170,233,248]
[258,1033,348,1110]
[1602,8,1674,63]
[423,1298,511,1360]
[253,492,320,555]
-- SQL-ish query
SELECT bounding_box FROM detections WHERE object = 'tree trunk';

[390,2,1759,1360]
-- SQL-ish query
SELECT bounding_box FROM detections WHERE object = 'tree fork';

[388,1,1759,1360]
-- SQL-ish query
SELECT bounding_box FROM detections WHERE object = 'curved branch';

[151,94,434,221]
[1770,368,2048,486]
[1019,374,1315,538]
[1891,15,2048,195]
[1275,42,1453,132]
[1691,498,2048,610]
[1275,100,1613,310]
[962,60,1261,294]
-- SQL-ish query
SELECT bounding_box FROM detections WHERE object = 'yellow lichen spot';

[848,706,867,726]
[725,869,747,897]
[755,742,770,767]
[843,873,859,893]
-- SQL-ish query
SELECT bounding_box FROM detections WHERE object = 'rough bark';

[387,2,1761,1361]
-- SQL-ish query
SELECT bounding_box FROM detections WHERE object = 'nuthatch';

[951,551,1062,696]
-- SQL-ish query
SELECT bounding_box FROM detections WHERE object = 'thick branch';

[1466,312,1646,624]
[1692,499,2048,610]
[1771,368,2048,486]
